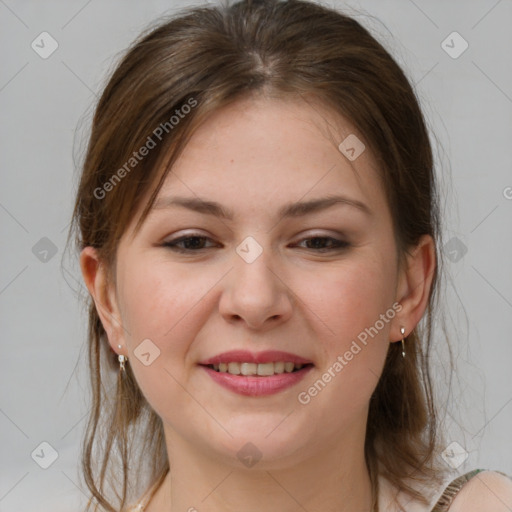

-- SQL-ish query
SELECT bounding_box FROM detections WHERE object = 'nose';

[218,241,293,331]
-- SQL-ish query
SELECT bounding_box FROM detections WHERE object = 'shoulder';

[447,470,512,512]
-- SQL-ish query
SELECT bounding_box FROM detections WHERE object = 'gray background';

[1,0,511,510]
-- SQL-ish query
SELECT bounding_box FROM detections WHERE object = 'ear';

[392,234,436,342]
[79,246,126,356]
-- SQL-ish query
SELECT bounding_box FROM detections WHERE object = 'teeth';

[257,362,274,376]
[284,362,295,373]
[274,362,285,374]
[211,361,307,376]
[227,362,241,375]
[240,362,257,375]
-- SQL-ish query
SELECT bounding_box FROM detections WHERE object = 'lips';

[199,350,314,366]
[198,350,314,396]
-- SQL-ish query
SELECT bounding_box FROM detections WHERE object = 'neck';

[154,424,375,512]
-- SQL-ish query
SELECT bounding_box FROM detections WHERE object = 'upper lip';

[199,350,314,366]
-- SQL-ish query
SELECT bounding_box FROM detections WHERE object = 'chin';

[203,421,313,470]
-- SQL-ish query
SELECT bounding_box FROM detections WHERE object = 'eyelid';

[162,232,217,249]
[162,230,351,253]
[162,229,347,243]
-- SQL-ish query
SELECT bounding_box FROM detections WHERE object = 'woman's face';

[88,95,413,468]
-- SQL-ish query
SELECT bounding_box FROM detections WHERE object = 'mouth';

[203,361,314,376]
[198,350,315,396]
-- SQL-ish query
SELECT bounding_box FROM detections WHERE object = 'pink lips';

[199,350,313,366]
[199,350,314,397]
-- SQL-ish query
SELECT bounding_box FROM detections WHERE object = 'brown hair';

[68,0,450,509]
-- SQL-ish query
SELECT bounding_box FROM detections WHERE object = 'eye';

[162,234,350,254]
[162,235,217,253]
[294,236,351,252]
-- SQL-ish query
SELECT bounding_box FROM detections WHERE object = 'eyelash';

[162,234,351,253]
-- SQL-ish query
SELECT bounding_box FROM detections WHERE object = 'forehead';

[138,95,390,229]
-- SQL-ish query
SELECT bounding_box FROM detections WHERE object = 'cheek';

[296,253,396,399]
[117,257,224,377]
[118,256,203,342]
[116,261,208,416]
[303,258,395,340]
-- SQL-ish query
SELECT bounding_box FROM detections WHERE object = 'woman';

[70,0,512,510]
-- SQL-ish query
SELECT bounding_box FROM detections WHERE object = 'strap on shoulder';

[430,469,485,512]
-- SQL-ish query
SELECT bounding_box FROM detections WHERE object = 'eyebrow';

[152,194,373,220]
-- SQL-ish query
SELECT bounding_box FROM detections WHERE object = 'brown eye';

[296,236,351,252]
[163,235,217,252]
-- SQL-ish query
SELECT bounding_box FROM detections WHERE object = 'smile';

[200,363,314,396]
[206,361,309,376]
[199,349,314,396]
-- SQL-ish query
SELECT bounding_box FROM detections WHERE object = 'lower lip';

[200,365,313,396]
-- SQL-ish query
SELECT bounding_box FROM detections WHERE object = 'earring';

[400,327,406,358]
[118,344,127,371]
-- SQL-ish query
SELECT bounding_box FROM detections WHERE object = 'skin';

[81,94,437,511]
